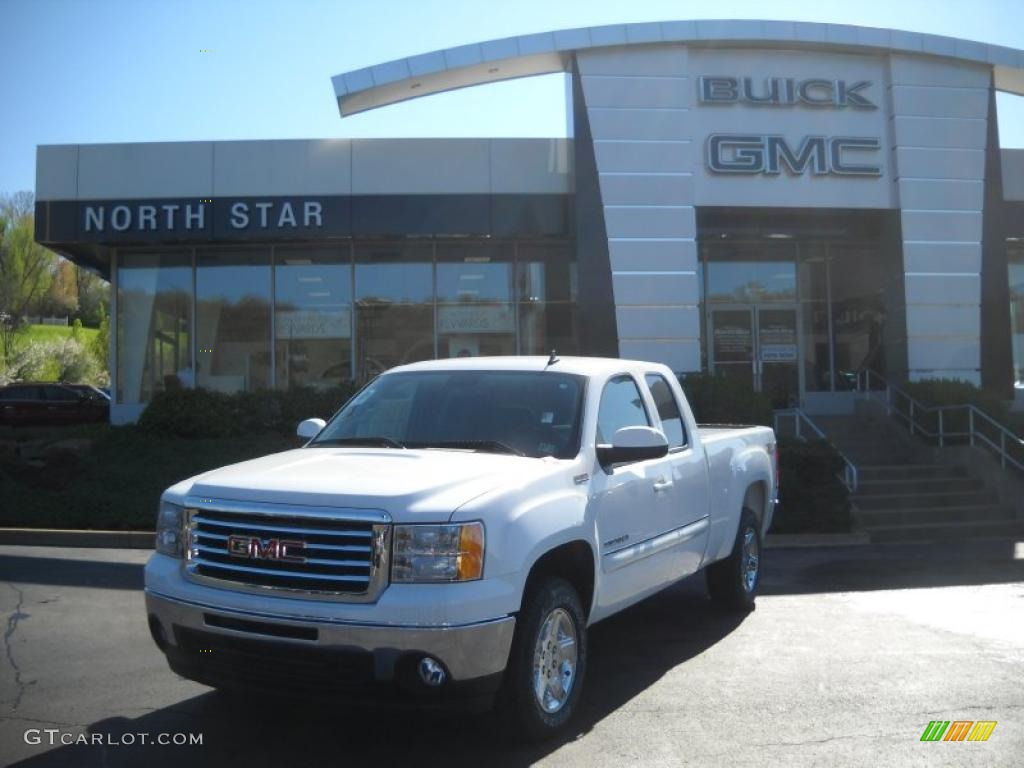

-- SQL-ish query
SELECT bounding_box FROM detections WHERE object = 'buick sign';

[707,134,881,177]
[698,76,876,109]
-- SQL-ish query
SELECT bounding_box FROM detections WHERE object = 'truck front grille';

[184,502,390,601]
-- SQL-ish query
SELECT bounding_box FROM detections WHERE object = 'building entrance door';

[709,304,799,407]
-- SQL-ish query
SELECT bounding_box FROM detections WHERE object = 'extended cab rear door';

[642,372,711,578]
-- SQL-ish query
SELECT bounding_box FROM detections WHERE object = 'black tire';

[706,508,762,611]
[502,577,587,741]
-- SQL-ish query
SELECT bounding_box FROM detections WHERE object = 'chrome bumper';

[145,590,515,682]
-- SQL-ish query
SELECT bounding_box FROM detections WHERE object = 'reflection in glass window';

[518,243,578,355]
[596,375,650,444]
[355,243,433,379]
[436,243,515,358]
[645,374,686,447]
[196,249,271,393]
[275,247,352,389]
[117,251,192,404]
[1009,247,1024,389]
[706,261,796,303]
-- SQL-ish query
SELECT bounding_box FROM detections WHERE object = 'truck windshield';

[310,370,586,460]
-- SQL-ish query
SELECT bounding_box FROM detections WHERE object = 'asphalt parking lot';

[1,540,1022,767]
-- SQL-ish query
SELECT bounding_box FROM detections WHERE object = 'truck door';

[643,373,711,581]
[590,374,673,609]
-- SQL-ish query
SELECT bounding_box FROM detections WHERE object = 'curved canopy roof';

[332,19,1024,116]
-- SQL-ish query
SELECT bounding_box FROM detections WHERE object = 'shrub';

[900,378,1016,444]
[772,437,852,533]
[138,384,358,438]
[679,371,773,426]
[901,378,1009,423]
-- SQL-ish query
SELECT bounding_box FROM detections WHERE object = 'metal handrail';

[857,368,1024,474]
[773,408,859,492]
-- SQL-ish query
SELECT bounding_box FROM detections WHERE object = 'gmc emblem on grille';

[226,535,305,563]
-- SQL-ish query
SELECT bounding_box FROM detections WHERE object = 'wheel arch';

[521,540,596,621]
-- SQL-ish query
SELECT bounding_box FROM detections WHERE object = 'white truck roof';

[388,356,669,378]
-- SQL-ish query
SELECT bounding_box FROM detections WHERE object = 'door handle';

[653,478,673,493]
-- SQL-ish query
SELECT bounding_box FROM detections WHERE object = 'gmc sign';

[706,134,881,177]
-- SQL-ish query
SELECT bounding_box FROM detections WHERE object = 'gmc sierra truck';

[145,356,778,738]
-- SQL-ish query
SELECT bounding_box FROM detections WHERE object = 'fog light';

[418,657,446,687]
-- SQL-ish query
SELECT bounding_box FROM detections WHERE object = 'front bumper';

[146,590,516,703]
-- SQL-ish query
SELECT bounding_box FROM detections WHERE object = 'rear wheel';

[706,508,761,611]
[502,577,587,740]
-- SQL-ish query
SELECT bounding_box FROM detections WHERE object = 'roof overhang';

[332,19,1024,117]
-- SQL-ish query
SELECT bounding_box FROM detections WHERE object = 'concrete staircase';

[813,414,1024,543]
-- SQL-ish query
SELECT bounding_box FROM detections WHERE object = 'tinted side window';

[645,374,687,448]
[43,386,78,402]
[596,375,650,444]
[1,386,39,401]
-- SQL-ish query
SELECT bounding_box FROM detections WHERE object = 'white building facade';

[35,21,1024,422]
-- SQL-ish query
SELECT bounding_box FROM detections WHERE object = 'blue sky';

[2,0,1023,195]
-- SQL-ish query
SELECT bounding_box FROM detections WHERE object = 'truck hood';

[178,447,567,521]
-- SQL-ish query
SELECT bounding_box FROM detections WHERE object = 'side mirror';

[296,418,326,439]
[597,426,669,469]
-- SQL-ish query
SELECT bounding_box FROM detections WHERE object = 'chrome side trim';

[603,517,710,573]
[185,496,392,524]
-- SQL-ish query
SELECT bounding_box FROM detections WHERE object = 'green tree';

[0,191,56,328]
[92,310,110,370]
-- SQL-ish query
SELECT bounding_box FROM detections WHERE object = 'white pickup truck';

[145,356,777,738]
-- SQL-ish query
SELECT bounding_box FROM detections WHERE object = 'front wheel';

[502,577,587,740]
[706,508,762,611]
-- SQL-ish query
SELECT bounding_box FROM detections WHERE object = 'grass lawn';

[0,424,299,530]
[22,323,100,345]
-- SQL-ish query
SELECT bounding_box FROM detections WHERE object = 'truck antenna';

[545,349,560,369]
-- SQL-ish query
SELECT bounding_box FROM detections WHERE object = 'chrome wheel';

[532,607,578,713]
[741,527,759,594]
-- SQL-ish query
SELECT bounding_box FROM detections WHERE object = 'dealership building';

[34,20,1024,424]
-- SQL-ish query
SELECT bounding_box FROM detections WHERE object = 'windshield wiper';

[410,440,525,457]
[311,436,406,449]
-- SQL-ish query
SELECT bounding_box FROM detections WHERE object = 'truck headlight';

[391,522,484,583]
[155,501,185,558]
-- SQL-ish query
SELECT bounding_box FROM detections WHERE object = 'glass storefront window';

[517,243,578,355]
[355,243,433,379]
[828,247,886,391]
[1009,246,1024,389]
[116,251,192,404]
[111,240,577,398]
[706,260,796,303]
[436,243,515,358]
[275,247,352,389]
[196,249,272,393]
[799,246,887,392]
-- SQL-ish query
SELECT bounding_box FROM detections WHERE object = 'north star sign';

[83,200,324,234]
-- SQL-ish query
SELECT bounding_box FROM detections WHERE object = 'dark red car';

[0,382,110,426]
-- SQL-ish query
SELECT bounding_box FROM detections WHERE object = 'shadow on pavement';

[760,538,1024,595]
[8,582,745,767]
[0,555,143,590]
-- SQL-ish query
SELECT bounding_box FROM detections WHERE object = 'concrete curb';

[0,528,155,549]
[765,532,871,548]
